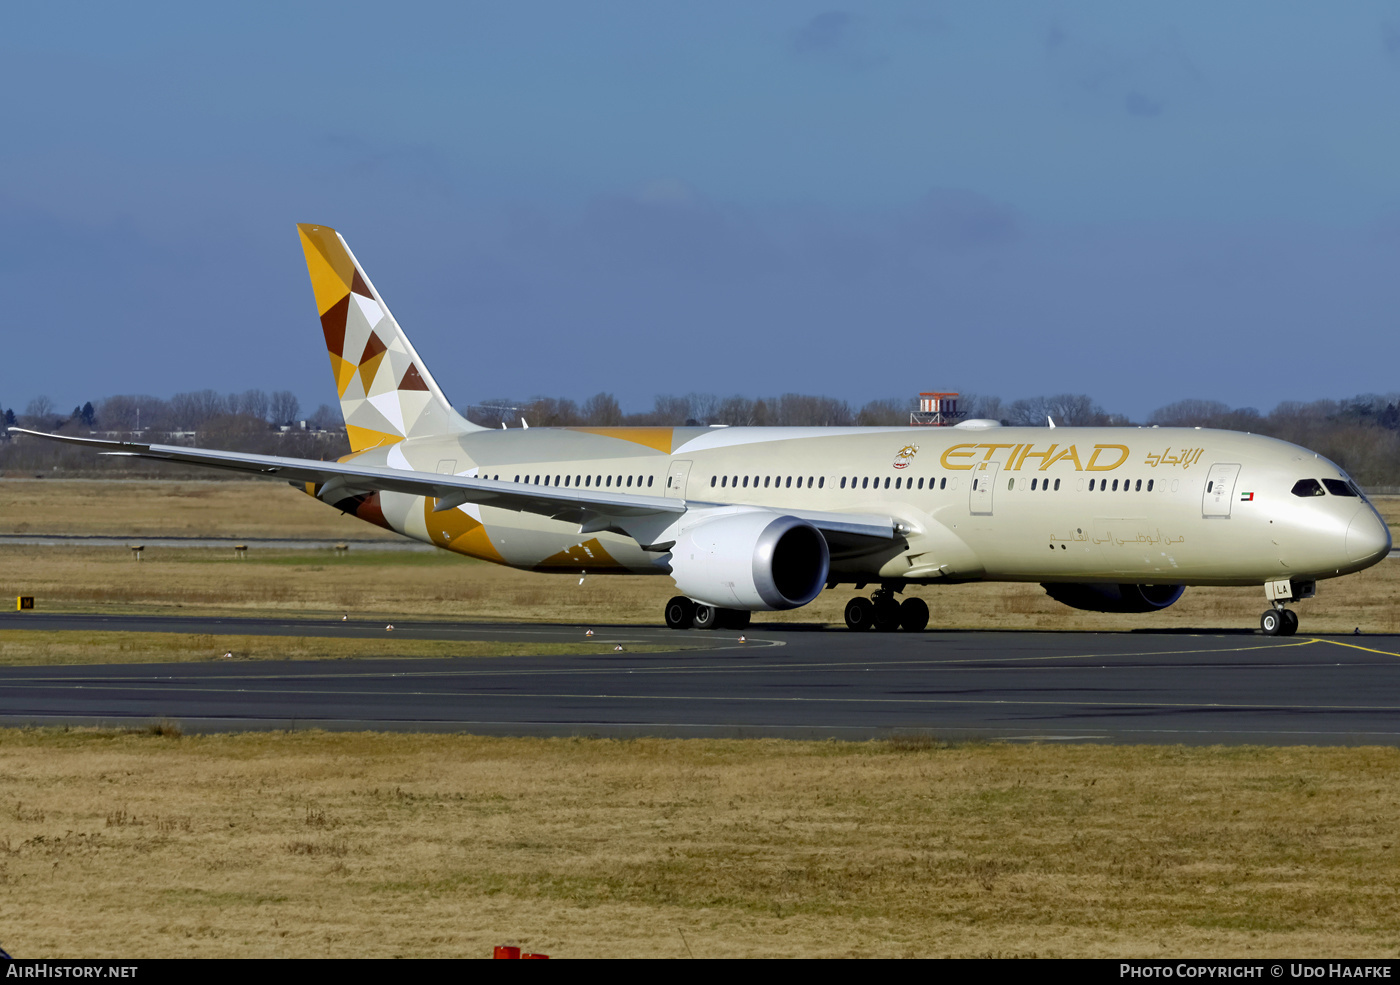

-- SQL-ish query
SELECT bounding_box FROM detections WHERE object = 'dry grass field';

[2,480,1399,958]
[0,481,1396,633]
[1,730,1398,958]
[0,478,401,540]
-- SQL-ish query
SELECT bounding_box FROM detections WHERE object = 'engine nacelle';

[1042,583,1186,613]
[669,512,830,611]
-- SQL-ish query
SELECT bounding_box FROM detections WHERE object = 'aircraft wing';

[7,429,900,545]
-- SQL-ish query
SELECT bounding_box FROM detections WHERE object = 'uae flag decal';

[1240,491,1255,501]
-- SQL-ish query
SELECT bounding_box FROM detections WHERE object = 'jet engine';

[1042,583,1186,613]
[668,512,830,611]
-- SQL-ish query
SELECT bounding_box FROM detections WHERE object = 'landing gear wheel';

[844,597,875,631]
[718,609,751,630]
[664,596,695,630]
[873,598,901,632]
[1260,609,1282,636]
[1281,609,1299,636]
[692,604,720,630]
[899,597,930,632]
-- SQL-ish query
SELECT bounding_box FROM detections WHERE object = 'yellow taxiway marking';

[1308,637,1400,659]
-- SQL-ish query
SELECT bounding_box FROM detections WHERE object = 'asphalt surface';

[2,612,1399,744]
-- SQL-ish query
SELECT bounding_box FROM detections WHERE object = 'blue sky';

[4,1,1400,420]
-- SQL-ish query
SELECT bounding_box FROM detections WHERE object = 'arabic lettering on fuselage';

[1142,447,1205,469]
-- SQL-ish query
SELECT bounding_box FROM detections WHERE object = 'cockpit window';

[1291,479,1324,497]
[1323,478,1358,497]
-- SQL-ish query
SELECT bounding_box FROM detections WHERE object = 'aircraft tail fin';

[297,223,483,453]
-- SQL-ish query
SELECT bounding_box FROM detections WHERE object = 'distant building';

[910,392,965,427]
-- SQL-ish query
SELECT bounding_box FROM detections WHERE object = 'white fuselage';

[323,424,1391,590]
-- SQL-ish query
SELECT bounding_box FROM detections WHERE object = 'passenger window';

[606,476,612,487]
[710,476,716,487]
[1089,479,1095,491]
[626,476,633,487]
[1031,478,1037,491]
[917,478,924,490]
[1007,478,1014,491]
[1112,480,1118,491]
[818,477,825,488]
[514,474,520,483]
[862,477,868,489]
[1135,479,1141,491]
[883,477,890,489]
[1053,478,1060,491]
[786,477,792,488]
[1323,479,1358,497]
[742,476,748,488]
[840,477,846,489]
[1146,479,1152,491]
[647,476,653,487]
[940,477,946,489]
[1207,481,1213,493]
[765,476,771,488]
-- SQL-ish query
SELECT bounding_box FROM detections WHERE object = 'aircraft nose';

[1345,508,1392,564]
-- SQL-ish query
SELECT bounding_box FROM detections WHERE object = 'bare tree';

[269,390,300,425]
[308,404,341,431]
[856,397,910,426]
[521,397,579,427]
[686,392,720,425]
[714,395,757,426]
[170,390,226,429]
[228,388,270,421]
[581,392,623,426]
[651,394,691,425]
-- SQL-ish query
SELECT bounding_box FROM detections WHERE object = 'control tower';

[909,392,965,427]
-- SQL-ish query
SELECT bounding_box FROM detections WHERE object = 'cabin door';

[665,460,692,499]
[969,461,999,516]
[1202,463,1241,518]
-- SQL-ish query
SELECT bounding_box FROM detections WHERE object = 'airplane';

[11,224,1392,636]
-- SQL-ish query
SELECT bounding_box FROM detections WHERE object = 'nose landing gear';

[1260,579,1312,637]
[844,586,928,632]
[1260,605,1299,637]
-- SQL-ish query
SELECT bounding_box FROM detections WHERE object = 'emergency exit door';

[969,461,999,516]
[1202,463,1241,518]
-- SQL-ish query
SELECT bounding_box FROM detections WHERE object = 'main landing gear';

[665,596,751,631]
[844,587,929,632]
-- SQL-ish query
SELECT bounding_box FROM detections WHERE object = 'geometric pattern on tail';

[298,223,475,453]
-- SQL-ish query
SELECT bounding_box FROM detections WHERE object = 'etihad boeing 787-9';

[13,225,1391,635]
